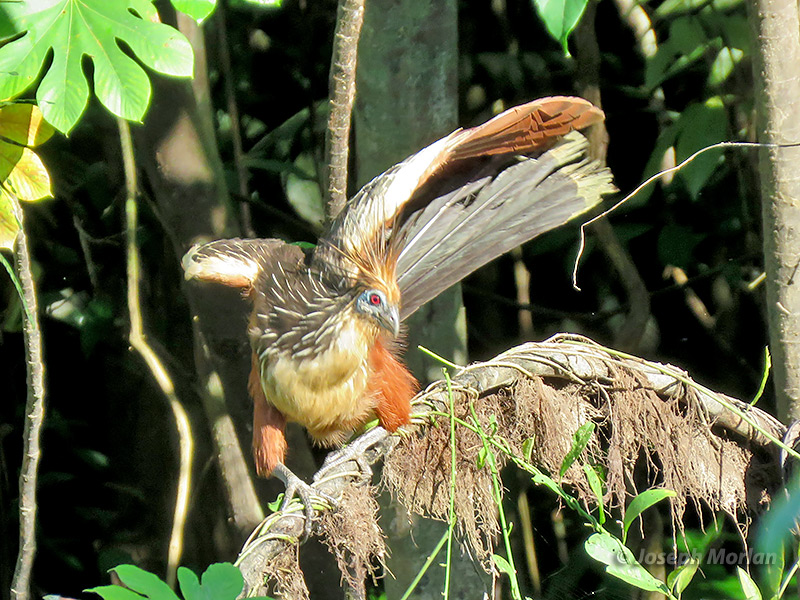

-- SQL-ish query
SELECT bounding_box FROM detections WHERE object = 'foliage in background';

[0,0,195,134]
[85,563,272,600]
[0,0,795,598]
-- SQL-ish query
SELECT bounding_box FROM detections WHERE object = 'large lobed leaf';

[0,0,194,134]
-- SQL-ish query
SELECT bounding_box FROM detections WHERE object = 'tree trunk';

[354,2,483,598]
[133,16,267,546]
[750,0,800,421]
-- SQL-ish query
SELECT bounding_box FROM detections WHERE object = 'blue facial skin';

[356,289,400,337]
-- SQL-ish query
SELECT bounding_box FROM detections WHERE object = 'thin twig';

[117,118,193,588]
[217,0,255,237]
[9,194,46,600]
[324,0,365,221]
[572,141,796,290]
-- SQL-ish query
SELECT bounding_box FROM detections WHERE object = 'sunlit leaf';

[560,421,594,477]
[583,464,605,525]
[492,554,515,577]
[0,0,194,134]
[736,567,762,600]
[0,102,54,147]
[708,47,743,87]
[0,104,53,249]
[667,557,700,595]
[622,488,676,544]
[530,0,588,55]
[171,0,217,23]
[585,532,672,595]
[0,188,19,250]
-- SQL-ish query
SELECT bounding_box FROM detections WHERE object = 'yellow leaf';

[0,188,20,250]
[0,103,55,147]
[0,104,53,202]
[3,146,52,201]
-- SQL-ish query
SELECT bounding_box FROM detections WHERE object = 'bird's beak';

[379,305,401,338]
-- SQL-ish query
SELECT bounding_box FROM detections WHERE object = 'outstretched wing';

[395,131,614,319]
[313,97,604,288]
[182,238,308,292]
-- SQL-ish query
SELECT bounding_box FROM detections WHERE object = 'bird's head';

[354,287,401,338]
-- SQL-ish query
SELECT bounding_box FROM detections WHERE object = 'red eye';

[369,293,382,306]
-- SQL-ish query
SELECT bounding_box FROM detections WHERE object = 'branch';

[235,334,786,595]
[751,0,800,420]
[324,0,365,221]
[9,196,46,600]
[118,118,194,588]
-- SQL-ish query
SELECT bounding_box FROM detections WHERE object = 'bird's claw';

[314,426,389,484]
[273,463,336,541]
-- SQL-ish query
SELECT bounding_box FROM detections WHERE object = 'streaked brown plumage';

[183,97,615,499]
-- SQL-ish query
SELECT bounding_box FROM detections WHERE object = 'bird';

[183,96,615,523]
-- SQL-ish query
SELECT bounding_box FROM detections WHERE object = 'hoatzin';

[183,96,614,526]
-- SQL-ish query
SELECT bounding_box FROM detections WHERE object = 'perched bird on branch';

[183,96,614,524]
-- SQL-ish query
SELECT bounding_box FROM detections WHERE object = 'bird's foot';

[273,463,336,541]
[314,426,389,485]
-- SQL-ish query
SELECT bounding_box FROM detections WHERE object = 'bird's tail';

[395,131,615,319]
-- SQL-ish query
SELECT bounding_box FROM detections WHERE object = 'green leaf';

[477,446,487,469]
[86,585,149,600]
[171,0,217,23]
[559,421,594,477]
[492,554,515,577]
[111,565,181,600]
[657,224,705,270]
[736,567,762,600]
[584,532,672,596]
[583,464,605,525]
[0,188,20,250]
[530,0,588,55]
[522,437,535,462]
[177,568,202,600]
[708,47,744,87]
[0,253,32,321]
[645,17,712,90]
[667,558,699,595]
[674,99,728,199]
[622,488,676,544]
[655,0,744,18]
[751,347,771,406]
[635,121,680,208]
[199,563,244,600]
[0,0,194,134]
[267,493,284,512]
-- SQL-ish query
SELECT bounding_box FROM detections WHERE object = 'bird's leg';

[273,462,336,540]
[314,426,389,484]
